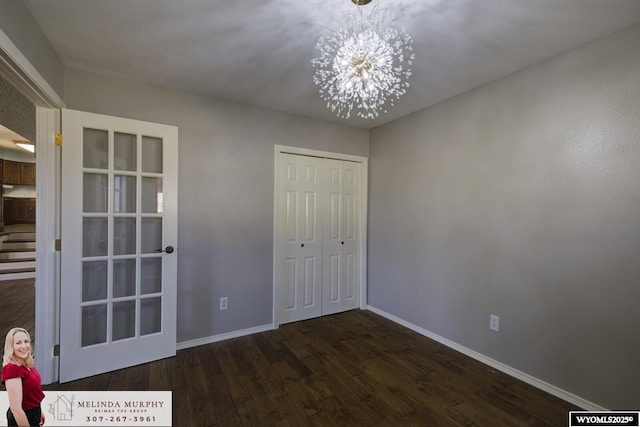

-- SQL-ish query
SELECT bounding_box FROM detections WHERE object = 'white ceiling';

[22,0,640,129]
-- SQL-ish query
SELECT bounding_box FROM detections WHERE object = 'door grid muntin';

[80,127,164,348]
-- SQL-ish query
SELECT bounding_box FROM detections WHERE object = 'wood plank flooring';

[36,310,578,426]
[0,278,35,340]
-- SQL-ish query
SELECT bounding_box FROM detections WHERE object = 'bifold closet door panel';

[322,159,360,315]
[277,153,324,324]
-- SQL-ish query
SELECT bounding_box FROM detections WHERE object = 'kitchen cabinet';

[20,162,36,185]
[1,160,36,185]
[2,160,22,185]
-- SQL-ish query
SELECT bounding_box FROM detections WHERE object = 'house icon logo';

[48,394,75,421]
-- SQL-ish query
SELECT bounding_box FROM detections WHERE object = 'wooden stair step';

[1,243,36,250]
[0,250,36,261]
[0,248,35,253]
[0,267,35,274]
[0,258,36,263]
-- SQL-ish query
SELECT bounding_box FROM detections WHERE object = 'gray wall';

[0,0,64,97]
[64,68,369,342]
[0,75,35,142]
[368,24,640,409]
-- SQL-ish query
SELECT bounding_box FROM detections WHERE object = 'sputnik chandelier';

[311,0,414,119]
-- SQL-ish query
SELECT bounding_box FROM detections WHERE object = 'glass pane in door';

[114,132,137,171]
[113,218,136,255]
[141,258,162,294]
[82,261,107,302]
[112,301,136,341]
[113,259,136,298]
[114,175,137,213]
[83,218,108,257]
[82,305,107,346]
[83,128,108,169]
[142,136,163,173]
[141,218,162,254]
[142,177,163,213]
[140,297,162,335]
[83,173,108,212]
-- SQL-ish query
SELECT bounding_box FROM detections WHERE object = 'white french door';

[59,109,178,382]
[275,150,364,325]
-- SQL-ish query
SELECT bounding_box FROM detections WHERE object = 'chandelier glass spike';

[311,0,414,119]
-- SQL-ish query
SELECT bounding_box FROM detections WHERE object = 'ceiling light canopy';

[311,0,414,120]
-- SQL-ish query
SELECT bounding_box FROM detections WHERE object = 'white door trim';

[1,27,65,384]
[0,28,65,108]
[34,107,60,384]
[273,145,368,328]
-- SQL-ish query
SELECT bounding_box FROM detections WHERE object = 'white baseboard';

[176,323,274,351]
[366,305,606,411]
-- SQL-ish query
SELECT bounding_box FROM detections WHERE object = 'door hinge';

[54,239,61,251]
[53,344,60,356]
[55,133,62,146]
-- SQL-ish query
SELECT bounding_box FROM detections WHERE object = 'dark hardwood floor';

[0,278,35,341]
[34,310,578,426]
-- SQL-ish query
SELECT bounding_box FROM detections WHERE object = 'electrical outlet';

[220,297,228,311]
[489,314,500,332]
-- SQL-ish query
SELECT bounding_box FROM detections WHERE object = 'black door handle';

[156,246,175,254]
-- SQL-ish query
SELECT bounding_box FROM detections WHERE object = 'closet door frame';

[273,145,368,328]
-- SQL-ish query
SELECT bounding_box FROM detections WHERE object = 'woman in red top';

[2,327,45,426]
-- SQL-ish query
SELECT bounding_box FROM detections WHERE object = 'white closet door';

[276,154,324,324]
[322,159,360,315]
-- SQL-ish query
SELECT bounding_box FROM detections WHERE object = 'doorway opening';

[0,123,37,345]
